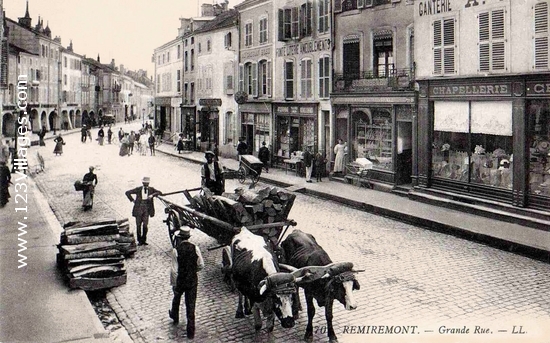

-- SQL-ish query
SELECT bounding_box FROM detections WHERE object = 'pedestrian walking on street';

[237,137,247,162]
[128,131,136,155]
[315,152,328,182]
[148,133,156,156]
[258,141,270,173]
[87,127,92,143]
[97,127,105,146]
[125,176,162,245]
[201,151,224,195]
[82,166,98,210]
[81,125,87,143]
[38,127,47,146]
[303,146,314,183]
[119,133,131,157]
[0,160,11,208]
[118,128,124,142]
[53,134,65,156]
[169,227,204,339]
[107,126,113,144]
[177,136,184,154]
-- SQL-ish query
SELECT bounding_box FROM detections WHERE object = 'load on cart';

[224,154,264,185]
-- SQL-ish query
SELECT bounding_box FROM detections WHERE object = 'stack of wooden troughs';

[57,219,136,291]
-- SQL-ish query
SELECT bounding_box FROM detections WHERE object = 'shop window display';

[353,110,392,171]
[528,101,550,197]
[277,116,315,158]
[431,101,513,190]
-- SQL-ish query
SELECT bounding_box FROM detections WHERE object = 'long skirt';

[119,143,130,156]
[53,142,63,155]
[98,137,104,145]
[334,152,344,173]
[83,189,94,208]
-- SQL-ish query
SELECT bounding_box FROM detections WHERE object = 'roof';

[7,43,38,56]
[193,9,238,35]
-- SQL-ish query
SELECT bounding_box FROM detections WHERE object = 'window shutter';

[252,62,258,97]
[307,2,312,36]
[267,60,272,97]
[292,7,299,39]
[278,9,284,41]
[491,9,505,70]
[535,2,549,69]
[358,0,365,9]
[299,4,305,39]
[433,20,442,74]
[239,63,244,92]
[334,0,342,13]
[301,61,306,98]
[443,19,455,74]
[479,12,490,71]
[318,0,324,33]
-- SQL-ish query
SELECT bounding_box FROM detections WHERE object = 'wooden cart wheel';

[221,247,235,291]
[251,171,260,185]
[238,166,246,184]
[166,210,181,246]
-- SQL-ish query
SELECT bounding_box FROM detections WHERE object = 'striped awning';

[374,29,393,41]
[343,34,360,44]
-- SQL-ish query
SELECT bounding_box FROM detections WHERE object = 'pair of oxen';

[225,228,361,343]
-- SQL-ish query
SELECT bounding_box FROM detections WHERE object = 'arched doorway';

[75,110,82,128]
[61,110,69,131]
[40,111,48,131]
[30,109,40,133]
[49,111,59,132]
[69,110,75,130]
[89,111,96,127]
[2,113,16,137]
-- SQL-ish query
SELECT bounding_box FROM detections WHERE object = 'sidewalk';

[0,176,110,342]
[155,143,550,261]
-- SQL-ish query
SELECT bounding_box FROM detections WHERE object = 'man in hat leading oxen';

[125,177,162,245]
[169,227,204,339]
[201,151,224,195]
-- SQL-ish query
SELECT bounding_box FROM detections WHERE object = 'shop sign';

[276,38,331,57]
[276,105,314,115]
[241,47,271,60]
[418,0,453,17]
[429,83,511,97]
[155,97,172,106]
[199,98,222,107]
[526,82,550,96]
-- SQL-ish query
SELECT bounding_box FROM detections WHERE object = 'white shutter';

[252,62,258,97]
[443,19,455,74]
[433,20,442,74]
[534,2,549,69]
[479,12,490,71]
[267,60,272,97]
[239,63,244,92]
[491,9,505,70]
[318,0,324,33]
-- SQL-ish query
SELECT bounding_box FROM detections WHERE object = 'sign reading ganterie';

[199,98,222,107]
[429,83,511,97]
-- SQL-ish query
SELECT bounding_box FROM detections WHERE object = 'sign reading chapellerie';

[526,82,550,96]
[429,83,511,97]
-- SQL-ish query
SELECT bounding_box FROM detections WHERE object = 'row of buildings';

[153,0,550,213]
[0,1,154,137]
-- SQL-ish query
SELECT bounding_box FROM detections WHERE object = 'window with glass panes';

[260,18,268,44]
[284,60,294,99]
[259,60,271,97]
[318,0,329,34]
[245,22,253,47]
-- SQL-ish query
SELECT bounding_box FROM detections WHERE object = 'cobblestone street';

[32,126,550,343]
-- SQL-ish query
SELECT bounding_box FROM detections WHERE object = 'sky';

[2,0,245,78]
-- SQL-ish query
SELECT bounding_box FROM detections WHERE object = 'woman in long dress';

[119,133,130,156]
[333,139,345,173]
[53,134,64,156]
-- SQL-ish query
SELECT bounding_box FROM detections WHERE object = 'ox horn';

[258,280,268,295]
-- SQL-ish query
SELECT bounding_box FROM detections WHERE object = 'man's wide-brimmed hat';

[205,151,215,157]
[142,176,150,183]
[174,227,191,239]
[89,166,95,171]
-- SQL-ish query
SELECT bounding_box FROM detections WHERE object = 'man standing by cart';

[125,177,162,245]
[169,227,204,339]
[201,151,224,195]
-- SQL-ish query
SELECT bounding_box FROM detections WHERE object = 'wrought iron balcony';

[333,67,415,93]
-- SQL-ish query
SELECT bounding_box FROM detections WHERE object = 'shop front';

[155,96,172,137]
[332,94,415,185]
[417,76,550,211]
[181,105,196,150]
[274,103,317,164]
[240,102,272,155]
[198,98,222,152]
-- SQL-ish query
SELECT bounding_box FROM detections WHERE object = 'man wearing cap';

[201,151,224,195]
[82,166,98,210]
[258,141,270,173]
[303,145,314,183]
[169,227,204,339]
[125,177,162,245]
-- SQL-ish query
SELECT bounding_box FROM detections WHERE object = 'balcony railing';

[333,67,415,93]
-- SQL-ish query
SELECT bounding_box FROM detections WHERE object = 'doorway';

[396,121,412,185]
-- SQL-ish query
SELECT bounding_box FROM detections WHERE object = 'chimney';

[201,3,214,17]
[110,59,115,69]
